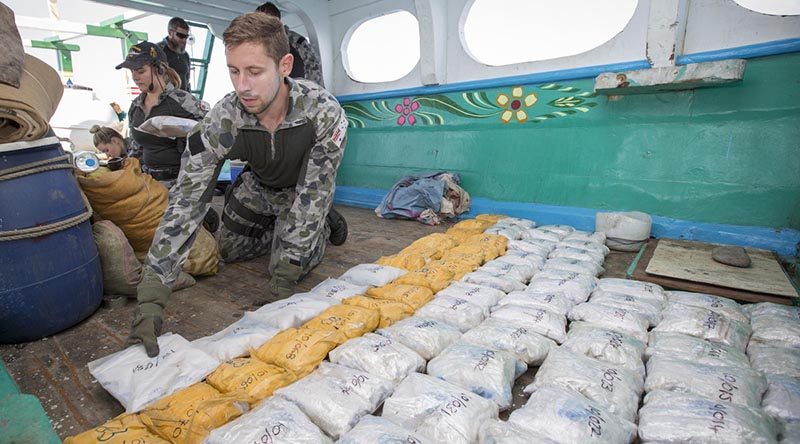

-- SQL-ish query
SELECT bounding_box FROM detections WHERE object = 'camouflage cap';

[115,41,167,70]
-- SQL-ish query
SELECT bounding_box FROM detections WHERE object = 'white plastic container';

[595,211,652,252]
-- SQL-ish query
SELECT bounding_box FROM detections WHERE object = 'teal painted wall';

[337,53,800,230]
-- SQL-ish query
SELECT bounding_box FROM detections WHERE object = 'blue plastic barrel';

[0,137,103,343]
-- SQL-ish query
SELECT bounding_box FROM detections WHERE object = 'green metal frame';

[186,21,215,100]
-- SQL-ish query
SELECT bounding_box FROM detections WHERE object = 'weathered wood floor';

[0,204,634,439]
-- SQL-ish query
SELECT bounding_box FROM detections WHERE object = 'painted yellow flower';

[496,87,538,123]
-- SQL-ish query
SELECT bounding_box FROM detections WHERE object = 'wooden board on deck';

[632,238,798,304]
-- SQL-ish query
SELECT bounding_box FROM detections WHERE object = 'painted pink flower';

[395,97,420,126]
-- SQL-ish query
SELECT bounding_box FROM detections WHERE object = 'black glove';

[129,268,171,357]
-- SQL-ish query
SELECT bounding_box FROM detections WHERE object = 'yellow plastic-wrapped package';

[405,232,459,254]
[64,413,169,444]
[205,357,296,404]
[393,266,455,292]
[301,304,380,344]
[376,253,428,271]
[445,227,486,244]
[342,295,415,327]
[252,328,339,378]
[428,259,479,281]
[466,233,508,255]
[475,214,508,223]
[452,219,494,231]
[367,283,434,309]
[139,382,248,444]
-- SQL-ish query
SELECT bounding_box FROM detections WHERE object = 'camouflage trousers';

[218,170,330,277]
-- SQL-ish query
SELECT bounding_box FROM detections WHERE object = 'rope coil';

[0,155,93,241]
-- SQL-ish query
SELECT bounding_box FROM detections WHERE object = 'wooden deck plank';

[0,205,635,439]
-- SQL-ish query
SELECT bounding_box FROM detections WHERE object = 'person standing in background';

[158,17,192,93]
[255,2,324,87]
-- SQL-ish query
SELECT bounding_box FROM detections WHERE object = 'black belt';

[143,165,180,181]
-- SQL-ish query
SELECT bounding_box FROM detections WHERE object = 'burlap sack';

[79,158,218,277]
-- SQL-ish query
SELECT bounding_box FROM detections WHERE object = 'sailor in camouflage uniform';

[131,12,348,357]
[256,2,324,86]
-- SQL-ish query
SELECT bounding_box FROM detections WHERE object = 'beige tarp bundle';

[0,54,63,143]
[78,158,219,276]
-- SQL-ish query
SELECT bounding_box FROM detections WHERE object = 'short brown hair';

[223,12,289,64]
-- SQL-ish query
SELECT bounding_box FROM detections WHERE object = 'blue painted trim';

[336,38,800,104]
[677,38,800,65]
[334,185,800,258]
[336,60,651,103]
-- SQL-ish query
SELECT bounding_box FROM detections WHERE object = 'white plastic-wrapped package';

[667,291,749,323]
[484,225,525,241]
[382,372,499,444]
[310,278,369,301]
[510,384,636,444]
[436,281,505,312]
[638,390,778,444]
[588,290,663,327]
[568,302,650,343]
[461,271,527,293]
[376,316,463,360]
[549,246,605,265]
[427,342,524,410]
[191,312,279,361]
[490,304,567,343]
[496,290,573,316]
[563,231,608,245]
[521,228,562,243]
[204,396,333,444]
[328,332,426,384]
[653,302,752,351]
[481,258,536,282]
[87,333,220,413]
[274,362,393,439]
[339,264,407,287]
[646,331,751,368]
[461,317,556,365]
[525,348,643,422]
[507,239,552,256]
[559,238,610,256]
[415,295,488,332]
[538,224,575,237]
[479,420,561,444]
[762,374,800,424]
[747,303,800,349]
[251,293,336,330]
[527,277,592,305]
[748,344,800,379]
[503,249,547,270]
[596,278,664,302]
[745,302,800,321]
[494,216,536,229]
[542,257,604,277]
[561,321,646,378]
[532,269,598,289]
[338,415,430,444]
[645,355,767,408]
[489,255,540,274]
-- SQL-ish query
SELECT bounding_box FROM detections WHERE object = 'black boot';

[326,207,348,246]
[203,208,220,233]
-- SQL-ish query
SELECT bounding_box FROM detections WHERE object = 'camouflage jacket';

[145,77,348,285]
[287,26,324,87]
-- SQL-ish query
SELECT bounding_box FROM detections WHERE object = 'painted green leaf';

[548,96,586,107]
[417,95,498,118]
[343,103,385,121]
